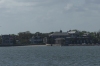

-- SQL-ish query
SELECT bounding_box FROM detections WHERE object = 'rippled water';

[0,46,100,66]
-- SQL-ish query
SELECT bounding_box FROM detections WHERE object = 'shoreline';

[0,44,100,47]
[0,44,46,47]
[46,44,100,46]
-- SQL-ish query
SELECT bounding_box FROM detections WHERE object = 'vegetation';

[0,30,100,45]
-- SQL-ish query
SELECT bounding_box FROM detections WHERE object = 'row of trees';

[16,31,49,45]
[18,30,100,44]
[0,30,100,44]
[71,30,100,43]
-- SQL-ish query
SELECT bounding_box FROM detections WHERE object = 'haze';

[0,0,100,34]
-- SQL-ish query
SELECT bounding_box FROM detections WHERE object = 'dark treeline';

[16,31,49,45]
[0,29,100,45]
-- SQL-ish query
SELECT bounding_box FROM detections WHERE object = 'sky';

[0,0,100,34]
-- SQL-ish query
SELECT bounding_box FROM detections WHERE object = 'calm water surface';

[0,46,100,66]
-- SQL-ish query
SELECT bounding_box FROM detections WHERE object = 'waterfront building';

[45,30,68,45]
[55,38,66,45]
[45,30,93,45]
[1,35,16,45]
[30,36,43,44]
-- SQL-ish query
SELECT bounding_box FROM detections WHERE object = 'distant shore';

[0,44,46,47]
[46,44,100,46]
[0,44,100,47]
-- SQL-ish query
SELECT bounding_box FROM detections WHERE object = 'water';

[0,46,100,66]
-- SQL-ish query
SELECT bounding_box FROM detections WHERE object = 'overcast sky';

[0,0,100,34]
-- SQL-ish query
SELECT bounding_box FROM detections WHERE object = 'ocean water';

[0,46,100,66]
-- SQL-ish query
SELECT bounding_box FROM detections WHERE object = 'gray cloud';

[85,0,100,4]
[0,0,100,34]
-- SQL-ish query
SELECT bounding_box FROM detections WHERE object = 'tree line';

[0,30,100,45]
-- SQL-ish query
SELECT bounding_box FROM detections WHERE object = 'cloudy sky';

[0,0,100,34]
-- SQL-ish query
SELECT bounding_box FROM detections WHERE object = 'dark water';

[0,46,100,66]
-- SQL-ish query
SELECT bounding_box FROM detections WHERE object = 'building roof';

[68,30,77,34]
[49,30,79,37]
[49,32,68,36]
[82,33,89,36]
